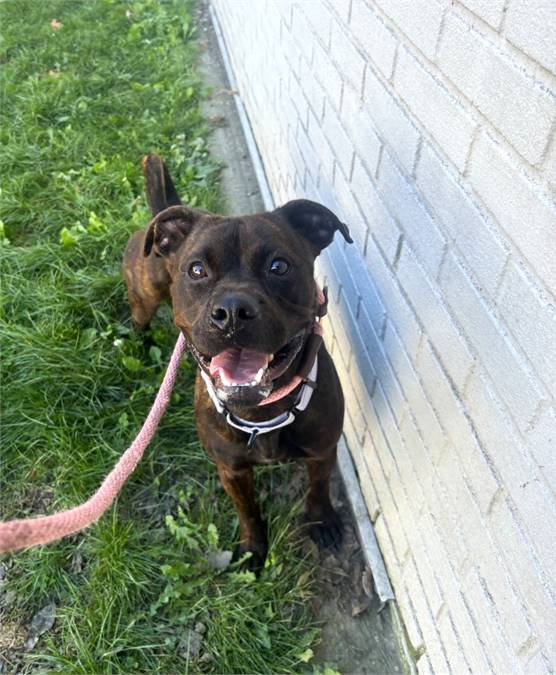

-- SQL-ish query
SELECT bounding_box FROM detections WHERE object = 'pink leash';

[0,333,187,554]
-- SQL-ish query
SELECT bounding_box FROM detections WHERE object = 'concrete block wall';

[210,0,556,672]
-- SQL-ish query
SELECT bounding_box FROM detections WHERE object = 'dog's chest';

[247,431,307,464]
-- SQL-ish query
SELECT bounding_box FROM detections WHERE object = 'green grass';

[0,1,320,672]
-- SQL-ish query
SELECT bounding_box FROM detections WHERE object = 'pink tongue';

[209,347,269,386]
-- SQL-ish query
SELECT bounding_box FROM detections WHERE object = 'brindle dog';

[123,155,352,569]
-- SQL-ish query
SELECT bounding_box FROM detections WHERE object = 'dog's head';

[142,155,352,407]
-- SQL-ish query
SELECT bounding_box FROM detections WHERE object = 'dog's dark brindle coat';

[123,155,352,569]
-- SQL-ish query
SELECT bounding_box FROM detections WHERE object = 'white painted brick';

[358,306,407,428]
[419,511,493,673]
[322,104,355,178]
[340,85,382,176]
[464,370,556,580]
[363,66,421,174]
[373,522,413,636]
[457,0,505,29]
[317,179,343,225]
[440,252,544,432]
[377,151,446,279]
[297,54,326,121]
[453,487,535,656]
[394,47,476,172]
[346,250,387,336]
[330,21,366,95]
[416,340,501,515]
[349,432,381,520]
[384,321,447,461]
[288,139,307,192]
[350,157,400,262]
[290,3,314,65]
[463,566,525,675]
[312,41,343,108]
[397,412,435,505]
[522,650,552,675]
[306,109,335,182]
[316,248,340,309]
[527,407,556,496]
[347,344,376,425]
[543,137,556,195]
[324,0,352,25]
[436,609,471,675]
[296,125,318,187]
[327,238,359,310]
[416,653,434,675]
[374,0,446,60]
[468,131,556,293]
[435,448,476,572]
[487,497,556,660]
[395,579,424,653]
[331,167,370,256]
[325,302,353,371]
[371,382,405,482]
[401,559,451,673]
[388,447,427,536]
[350,0,397,79]
[415,143,508,298]
[300,2,332,50]
[340,376,367,445]
[365,235,422,358]
[362,424,399,524]
[498,262,556,395]
[396,245,473,391]
[438,11,555,165]
[505,0,556,75]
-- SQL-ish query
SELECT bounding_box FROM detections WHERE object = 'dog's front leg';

[306,447,343,551]
[216,461,268,571]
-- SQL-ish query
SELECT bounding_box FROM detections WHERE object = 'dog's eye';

[269,258,290,276]
[188,261,207,279]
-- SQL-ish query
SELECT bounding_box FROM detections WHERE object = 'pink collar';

[258,321,323,405]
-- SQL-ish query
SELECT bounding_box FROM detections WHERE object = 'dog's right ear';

[143,205,203,257]
[142,154,182,216]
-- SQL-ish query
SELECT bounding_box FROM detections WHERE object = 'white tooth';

[254,367,266,384]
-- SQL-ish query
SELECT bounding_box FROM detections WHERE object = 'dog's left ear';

[274,199,353,254]
[143,205,204,257]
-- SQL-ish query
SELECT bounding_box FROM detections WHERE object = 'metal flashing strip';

[208,4,274,211]
[208,2,395,606]
[337,437,395,603]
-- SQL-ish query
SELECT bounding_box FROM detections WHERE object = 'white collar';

[199,356,318,449]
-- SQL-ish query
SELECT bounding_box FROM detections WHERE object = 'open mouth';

[189,330,305,401]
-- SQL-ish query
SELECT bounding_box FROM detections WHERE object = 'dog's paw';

[232,538,268,574]
[308,509,343,552]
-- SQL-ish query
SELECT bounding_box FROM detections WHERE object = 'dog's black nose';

[210,293,258,332]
